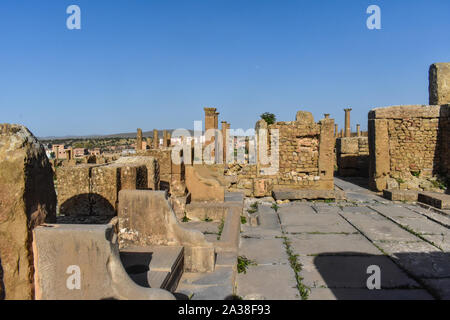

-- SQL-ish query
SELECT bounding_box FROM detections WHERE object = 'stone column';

[162,130,168,147]
[167,132,172,147]
[344,108,352,137]
[356,124,361,137]
[334,124,338,137]
[146,137,152,149]
[153,129,159,149]
[136,128,143,151]
[204,108,217,145]
[340,129,344,138]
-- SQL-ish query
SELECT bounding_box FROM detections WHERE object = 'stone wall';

[137,149,186,197]
[56,161,151,217]
[336,137,369,177]
[0,124,56,300]
[368,105,450,191]
[226,111,335,197]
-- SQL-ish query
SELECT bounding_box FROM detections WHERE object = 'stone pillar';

[368,114,390,191]
[318,118,335,190]
[344,108,352,137]
[334,124,338,137]
[146,137,152,149]
[167,132,172,147]
[356,124,361,137]
[221,121,228,163]
[204,108,218,145]
[429,63,450,105]
[163,130,168,147]
[340,129,344,138]
[153,130,159,149]
[136,128,143,151]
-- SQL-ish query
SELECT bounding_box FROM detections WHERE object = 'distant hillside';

[39,129,194,141]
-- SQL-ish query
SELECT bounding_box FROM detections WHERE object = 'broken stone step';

[120,245,184,292]
[383,189,419,202]
[418,192,450,210]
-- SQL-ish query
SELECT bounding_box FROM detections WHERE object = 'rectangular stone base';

[418,192,450,209]
[383,190,419,202]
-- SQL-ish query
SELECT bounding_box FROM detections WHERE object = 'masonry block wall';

[56,162,152,216]
[226,111,335,197]
[368,105,450,191]
[336,137,369,177]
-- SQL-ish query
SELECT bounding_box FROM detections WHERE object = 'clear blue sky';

[1,0,449,137]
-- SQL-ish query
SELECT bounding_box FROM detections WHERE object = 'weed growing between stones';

[271,203,279,212]
[237,256,256,274]
[217,218,225,240]
[240,216,247,224]
[281,236,310,300]
[181,213,190,222]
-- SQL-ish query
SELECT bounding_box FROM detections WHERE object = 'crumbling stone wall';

[0,124,56,300]
[56,162,150,217]
[138,149,186,196]
[226,111,335,197]
[368,105,450,191]
[336,137,369,177]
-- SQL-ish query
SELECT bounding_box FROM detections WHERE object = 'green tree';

[260,112,276,125]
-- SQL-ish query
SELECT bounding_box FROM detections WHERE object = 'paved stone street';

[236,178,450,300]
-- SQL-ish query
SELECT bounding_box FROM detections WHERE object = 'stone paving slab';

[239,238,288,265]
[298,255,420,289]
[289,233,381,256]
[312,204,343,214]
[404,205,450,228]
[421,278,450,300]
[236,265,300,300]
[341,211,420,243]
[341,206,376,214]
[375,242,450,278]
[282,214,357,234]
[370,205,422,219]
[278,205,318,226]
[240,226,283,239]
[308,288,433,300]
[345,192,388,204]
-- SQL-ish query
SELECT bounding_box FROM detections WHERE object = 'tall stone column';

[162,130,168,147]
[356,124,361,137]
[221,121,231,163]
[334,124,338,137]
[153,129,159,149]
[136,128,143,151]
[344,108,352,137]
[204,108,218,145]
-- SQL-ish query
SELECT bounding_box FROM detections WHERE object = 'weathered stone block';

[383,189,419,202]
[429,63,450,105]
[253,178,274,197]
[0,124,56,300]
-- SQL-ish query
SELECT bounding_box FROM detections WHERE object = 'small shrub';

[240,216,247,224]
[271,203,279,212]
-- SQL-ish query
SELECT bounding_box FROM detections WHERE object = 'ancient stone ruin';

[1,63,450,301]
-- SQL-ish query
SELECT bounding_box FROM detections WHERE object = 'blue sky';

[1,0,449,137]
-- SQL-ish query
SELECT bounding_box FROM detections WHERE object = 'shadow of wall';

[313,251,450,300]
